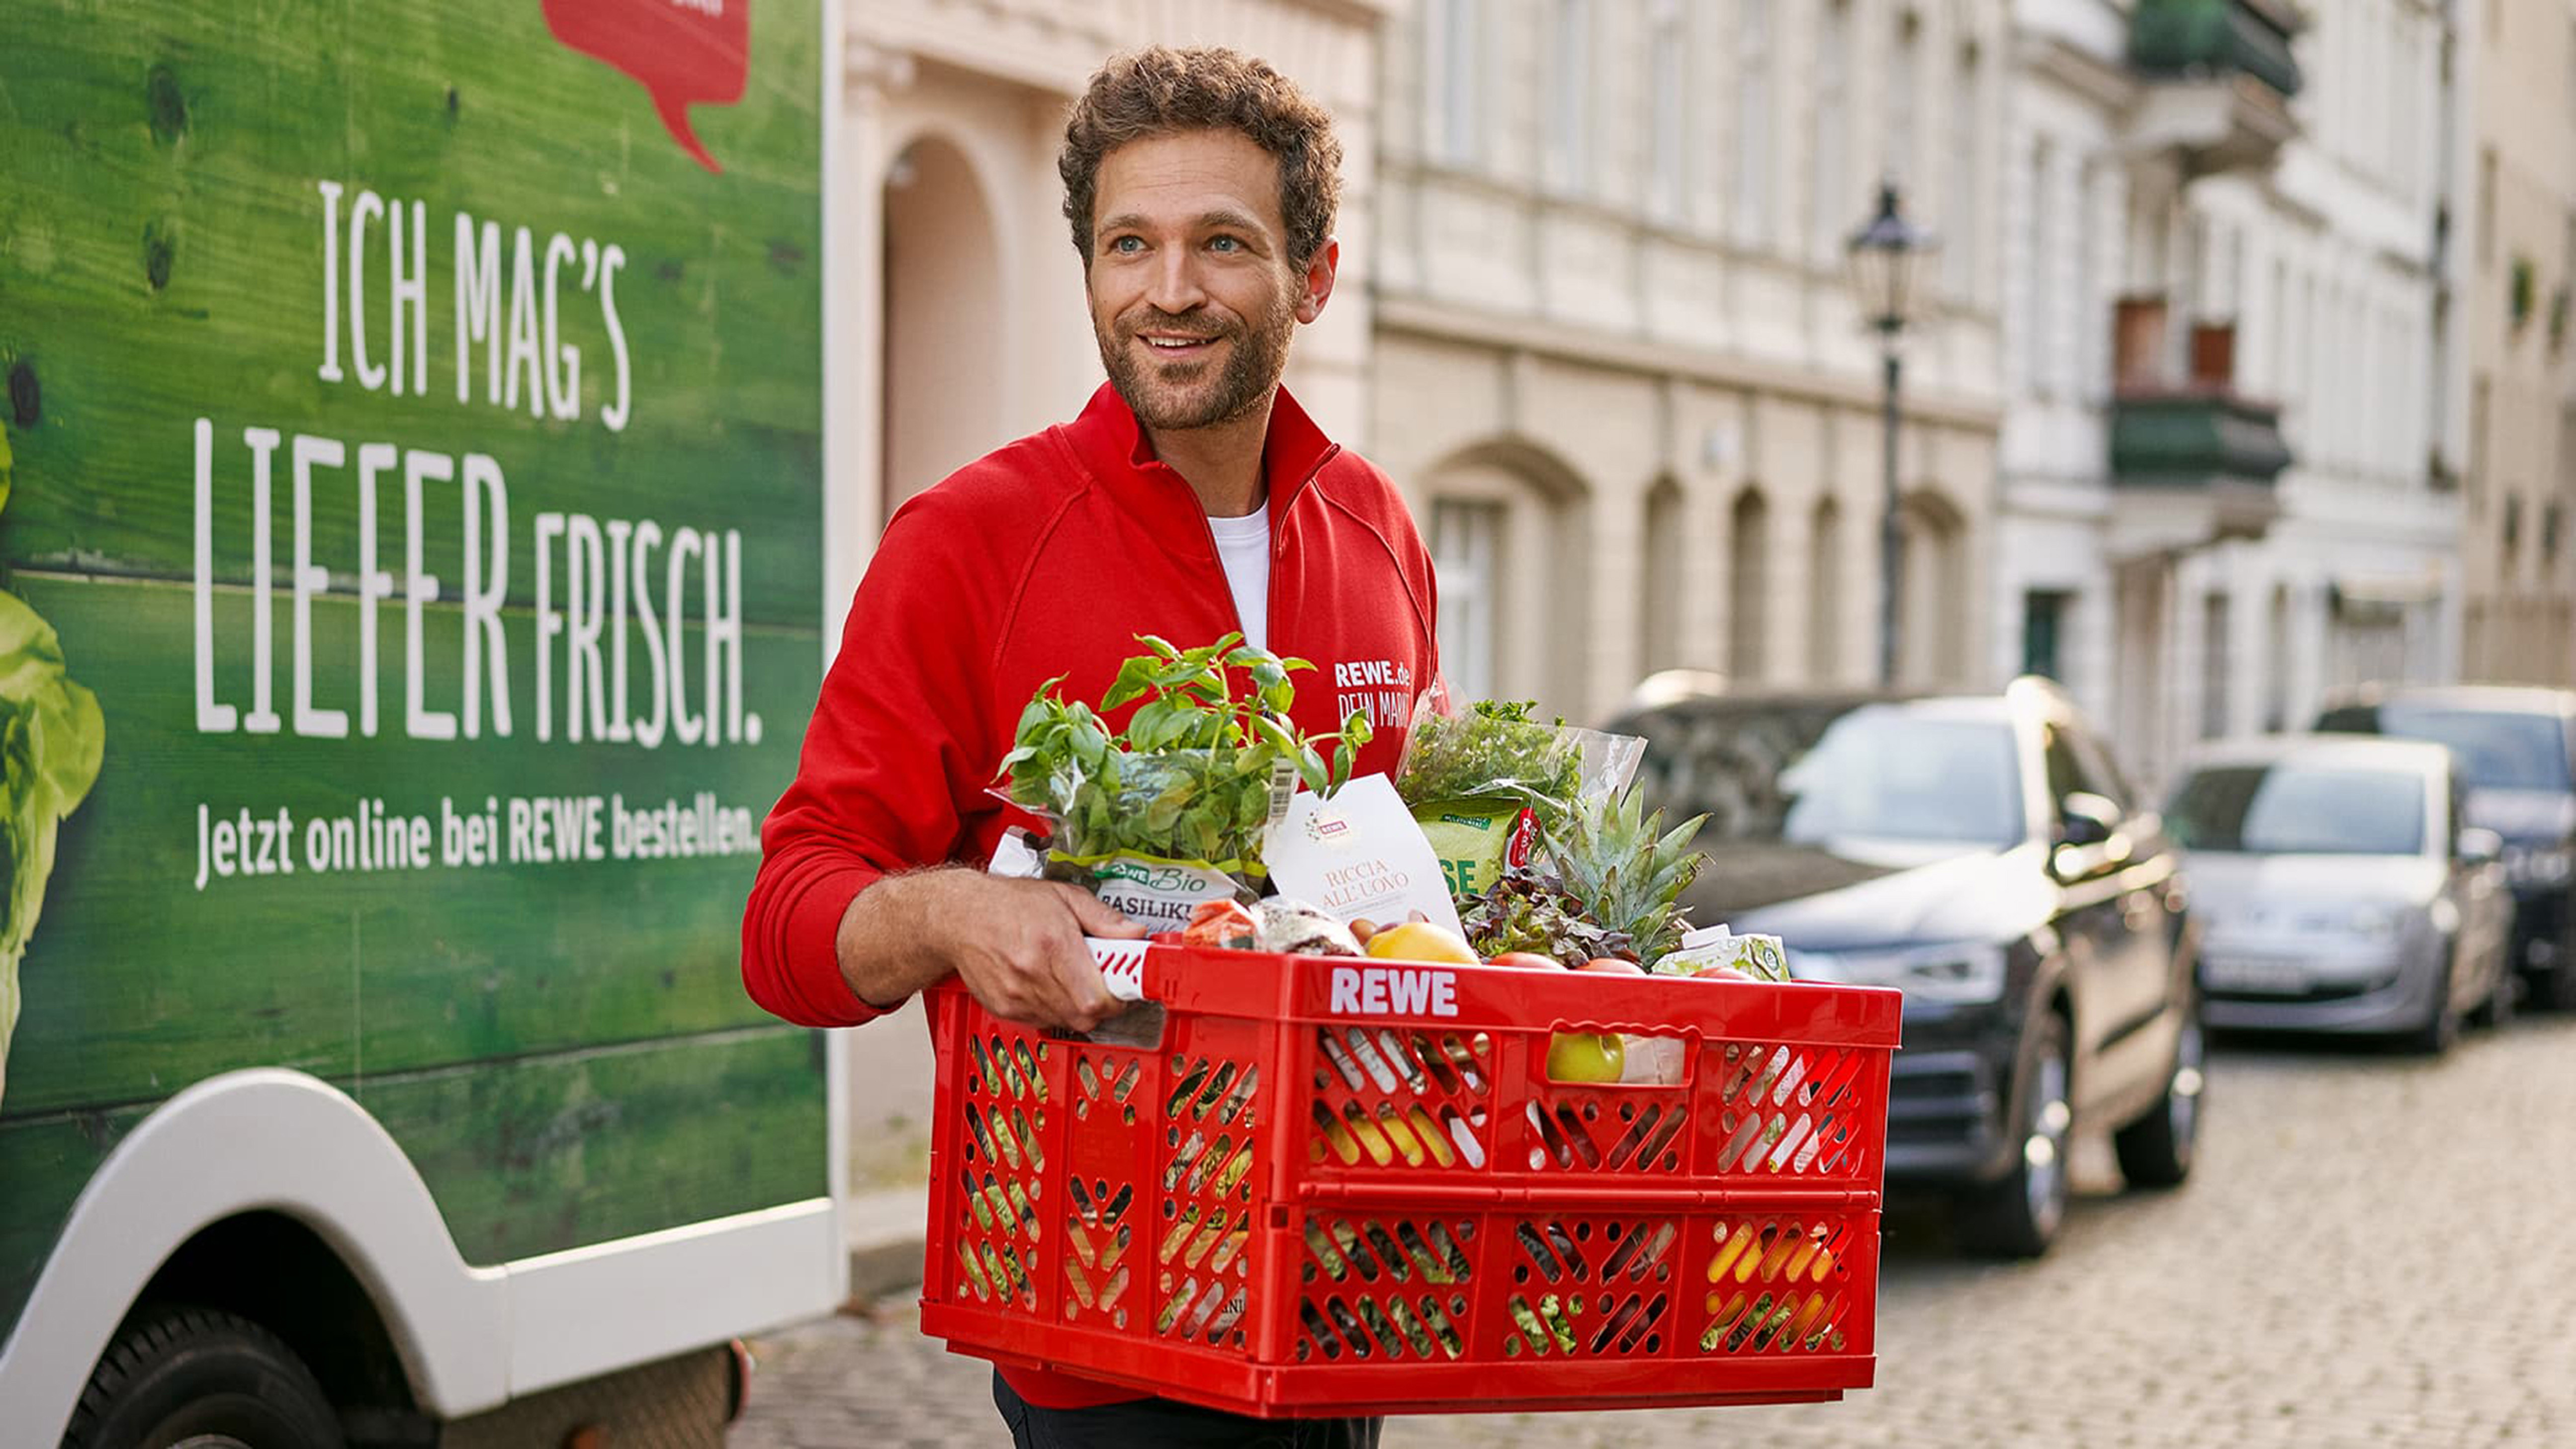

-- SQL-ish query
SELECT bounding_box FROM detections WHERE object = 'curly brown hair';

[1059,46,1343,268]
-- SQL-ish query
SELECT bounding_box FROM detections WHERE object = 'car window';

[2165,764,2427,856]
[2320,703,2573,792]
[2064,720,2133,813]
[2041,721,2114,811]
[1630,700,2025,851]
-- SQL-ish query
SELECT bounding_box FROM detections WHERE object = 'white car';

[2165,735,2515,1052]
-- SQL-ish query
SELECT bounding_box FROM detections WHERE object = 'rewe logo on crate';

[1328,964,1460,1018]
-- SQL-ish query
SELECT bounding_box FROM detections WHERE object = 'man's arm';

[837,867,1135,1031]
[741,490,1137,1033]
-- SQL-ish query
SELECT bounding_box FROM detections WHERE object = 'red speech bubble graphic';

[543,0,750,174]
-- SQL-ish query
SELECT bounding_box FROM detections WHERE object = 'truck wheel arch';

[0,1069,511,1443]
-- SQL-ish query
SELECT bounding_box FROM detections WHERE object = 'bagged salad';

[1395,686,1647,901]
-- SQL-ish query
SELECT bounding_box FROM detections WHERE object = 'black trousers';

[991,1370,1385,1449]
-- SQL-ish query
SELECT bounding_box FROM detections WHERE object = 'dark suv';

[2314,685,2576,1009]
[1609,675,2202,1257]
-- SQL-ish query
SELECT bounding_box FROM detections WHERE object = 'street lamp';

[1846,181,1934,687]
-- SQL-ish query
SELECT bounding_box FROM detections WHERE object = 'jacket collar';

[1059,381,1341,557]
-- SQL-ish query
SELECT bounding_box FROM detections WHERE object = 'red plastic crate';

[918,943,1902,1418]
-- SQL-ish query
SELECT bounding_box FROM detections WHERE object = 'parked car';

[2163,735,2513,1051]
[1608,675,2202,1258]
[2314,686,2576,1010]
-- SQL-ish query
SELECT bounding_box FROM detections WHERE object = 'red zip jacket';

[742,382,1437,1407]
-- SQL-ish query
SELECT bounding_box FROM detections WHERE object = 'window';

[2165,765,2426,856]
[2023,590,2069,681]
[2025,140,2054,395]
[2070,165,2095,397]
[1808,499,1843,679]
[1430,499,1503,699]
[2546,502,2564,568]
[1547,0,1591,193]
[1427,0,1481,168]
[2042,719,2128,817]
[2201,591,2232,739]
[1944,44,1981,299]
[1736,0,1772,246]
[2265,586,2292,732]
[1884,10,1920,185]
[1647,0,1686,217]
[1728,489,1770,681]
[2470,373,2492,507]
[2505,495,2524,569]
[1641,480,1685,672]
[1811,0,1851,264]
[2478,146,2497,270]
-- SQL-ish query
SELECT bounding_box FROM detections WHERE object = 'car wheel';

[2543,948,2576,1013]
[1958,1011,2072,1259]
[61,1306,345,1449]
[2401,964,2459,1056]
[2114,995,2203,1189]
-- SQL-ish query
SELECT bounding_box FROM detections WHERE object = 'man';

[742,46,1435,1449]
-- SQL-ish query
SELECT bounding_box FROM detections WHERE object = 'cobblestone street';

[732,1015,2576,1449]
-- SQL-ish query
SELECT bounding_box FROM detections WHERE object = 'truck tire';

[62,1305,345,1449]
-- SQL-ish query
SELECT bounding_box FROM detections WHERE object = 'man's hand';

[836,868,1143,1031]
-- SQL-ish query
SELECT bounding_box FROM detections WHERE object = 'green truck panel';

[0,0,830,1346]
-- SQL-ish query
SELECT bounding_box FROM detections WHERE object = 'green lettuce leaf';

[0,586,104,1110]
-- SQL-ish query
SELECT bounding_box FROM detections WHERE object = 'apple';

[1576,957,1645,974]
[1545,1031,1625,1084]
[1485,951,1566,971]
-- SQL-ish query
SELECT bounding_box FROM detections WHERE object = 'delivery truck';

[0,1,844,1441]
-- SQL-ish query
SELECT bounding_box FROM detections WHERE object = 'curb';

[844,1186,928,1302]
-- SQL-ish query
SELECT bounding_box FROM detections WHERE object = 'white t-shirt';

[1206,505,1271,652]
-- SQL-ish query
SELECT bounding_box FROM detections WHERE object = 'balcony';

[2127,0,2304,175]
[2106,300,2289,558]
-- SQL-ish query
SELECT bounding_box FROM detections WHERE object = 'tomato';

[1485,951,1567,971]
[1576,957,1645,974]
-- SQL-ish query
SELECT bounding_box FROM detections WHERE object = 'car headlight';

[1788,942,2009,1003]
[2346,905,2407,940]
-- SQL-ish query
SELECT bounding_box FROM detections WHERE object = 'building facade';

[2455,0,2576,684]
[1993,0,2458,791]
[1373,0,2009,727]
[827,0,1389,1194]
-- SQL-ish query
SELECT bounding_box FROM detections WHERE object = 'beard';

[1094,286,1298,432]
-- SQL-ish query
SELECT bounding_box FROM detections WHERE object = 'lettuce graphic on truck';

[0,0,841,1442]
[0,436,103,1111]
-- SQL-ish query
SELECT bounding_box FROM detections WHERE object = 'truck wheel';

[1957,1012,2072,1259]
[62,1306,345,1449]
[2114,996,2203,1189]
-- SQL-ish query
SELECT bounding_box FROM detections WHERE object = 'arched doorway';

[881,135,1004,522]
[1421,440,1594,718]
[1728,487,1771,682]
[1807,496,1843,681]
[1640,476,1686,674]
[1898,489,1967,685]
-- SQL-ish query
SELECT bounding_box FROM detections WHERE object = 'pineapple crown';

[1544,784,1708,965]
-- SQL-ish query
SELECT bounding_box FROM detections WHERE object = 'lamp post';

[1846,182,1933,687]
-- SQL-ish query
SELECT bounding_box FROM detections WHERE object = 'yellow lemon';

[1364,922,1480,964]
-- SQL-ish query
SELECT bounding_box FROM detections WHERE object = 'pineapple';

[1546,785,1708,965]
